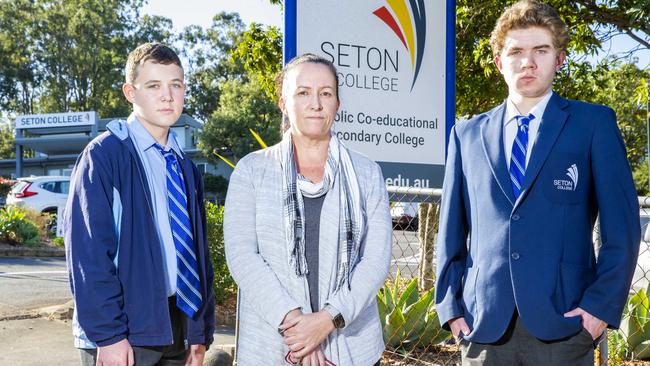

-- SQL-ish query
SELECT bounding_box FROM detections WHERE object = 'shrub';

[377,271,451,350]
[205,202,237,305]
[203,173,229,196]
[20,207,55,239]
[0,207,41,246]
[614,286,650,360]
[0,177,14,197]
[52,236,65,247]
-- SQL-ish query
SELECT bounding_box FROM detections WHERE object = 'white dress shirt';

[503,91,553,169]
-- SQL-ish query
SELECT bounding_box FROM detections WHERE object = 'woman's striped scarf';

[280,131,366,292]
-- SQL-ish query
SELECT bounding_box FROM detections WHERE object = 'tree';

[178,12,247,121]
[0,0,174,117]
[197,21,284,164]
[231,23,283,100]
[199,79,281,164]
[0,121,15,160]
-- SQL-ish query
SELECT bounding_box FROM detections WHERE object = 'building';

[0,111,231,183]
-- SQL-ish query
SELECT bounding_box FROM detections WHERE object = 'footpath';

[0,244,236,366]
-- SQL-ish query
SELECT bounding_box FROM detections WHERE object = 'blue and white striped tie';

[156,145,202,318]
[509,114,535,199]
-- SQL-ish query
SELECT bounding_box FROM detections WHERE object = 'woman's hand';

[280,311,335,359]
[300,348,327,366]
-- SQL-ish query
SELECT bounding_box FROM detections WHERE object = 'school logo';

[373,0,426,91]
[554,163,578,191]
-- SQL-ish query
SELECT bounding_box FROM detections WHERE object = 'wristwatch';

[324,304,345,329]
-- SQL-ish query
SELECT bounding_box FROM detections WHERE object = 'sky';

[141,0,282,31]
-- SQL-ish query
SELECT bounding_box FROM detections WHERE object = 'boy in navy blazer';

[65,43,215,366]
[435,1,640,364]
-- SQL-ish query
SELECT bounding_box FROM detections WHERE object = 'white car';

[6,176,70,215]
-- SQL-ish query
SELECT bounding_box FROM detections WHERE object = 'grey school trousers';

[459,312,595,366]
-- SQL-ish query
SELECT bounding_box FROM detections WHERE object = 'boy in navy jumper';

[65,43,215,366]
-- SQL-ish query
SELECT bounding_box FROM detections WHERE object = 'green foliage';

[231,23,283,100]
[205,202,237,305]
[199,79,281,163]
[196,20,282,164]
[0,176,14,197]
[0,207,40,246]
[19,207,56,239]
[178,12,246,121]
[0,0,174,116]
[376,271,451,350]
[52,236,65,247]
[616,286,650,359]
[203,173,229,196]
[0,121,14,160]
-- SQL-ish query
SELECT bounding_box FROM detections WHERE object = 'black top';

[304,194,326,313]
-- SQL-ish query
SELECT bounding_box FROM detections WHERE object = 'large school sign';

[285,0,455,188]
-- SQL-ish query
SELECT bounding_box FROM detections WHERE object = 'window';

[40,180,70,194]
[59,181,70,194]
[40,181,57,193]
[11,181,29,194]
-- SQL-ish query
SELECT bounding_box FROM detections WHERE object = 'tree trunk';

[418,202,439,292]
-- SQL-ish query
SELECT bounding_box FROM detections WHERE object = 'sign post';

[285,0,455,188]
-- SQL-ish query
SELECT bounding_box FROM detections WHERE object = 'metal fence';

[383,187,650,366]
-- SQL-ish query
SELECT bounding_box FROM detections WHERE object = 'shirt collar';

[504,91,553,125]
[126,113,184,158]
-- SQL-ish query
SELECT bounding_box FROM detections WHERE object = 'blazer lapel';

[481,102,515,206]
[514,92,569,208]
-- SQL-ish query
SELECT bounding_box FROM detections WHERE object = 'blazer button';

[512,214,520,221]
[511,252,520,260]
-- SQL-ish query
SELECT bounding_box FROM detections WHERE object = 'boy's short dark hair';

[125,43,183,84]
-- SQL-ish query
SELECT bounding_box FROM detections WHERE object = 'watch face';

[334,314,345,329]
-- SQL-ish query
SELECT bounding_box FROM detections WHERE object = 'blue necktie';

[509,114,535,199]
[156,145,202,318]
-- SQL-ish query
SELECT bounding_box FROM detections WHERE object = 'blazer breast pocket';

[541,152,588,205]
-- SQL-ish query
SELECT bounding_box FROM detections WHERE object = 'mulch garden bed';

[381,345,461,366]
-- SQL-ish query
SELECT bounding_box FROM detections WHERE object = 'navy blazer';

[435,93,640,343]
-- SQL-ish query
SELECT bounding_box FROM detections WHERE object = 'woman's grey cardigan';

[224,143,392,365]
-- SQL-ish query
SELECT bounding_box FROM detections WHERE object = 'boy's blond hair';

[490,0,568,56]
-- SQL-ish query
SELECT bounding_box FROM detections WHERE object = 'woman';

[224,53,391,366]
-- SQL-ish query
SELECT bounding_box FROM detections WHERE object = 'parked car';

[391,201,419,231]
[6,176,70,234]
[7,176,70,213]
